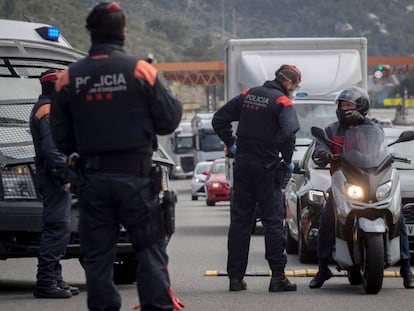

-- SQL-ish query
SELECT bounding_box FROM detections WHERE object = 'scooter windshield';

[342,124,389,169]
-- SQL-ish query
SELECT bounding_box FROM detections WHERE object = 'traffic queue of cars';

[190,158,231,206]
[284,126,414,263]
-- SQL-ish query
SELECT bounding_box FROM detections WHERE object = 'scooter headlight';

[376,181,392,201]
[346,184,364,200]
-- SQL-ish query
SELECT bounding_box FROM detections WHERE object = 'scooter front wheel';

[362,232,384,294]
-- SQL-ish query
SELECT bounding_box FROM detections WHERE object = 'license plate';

[407,224,414,236]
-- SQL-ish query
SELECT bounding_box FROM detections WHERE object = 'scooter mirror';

[388,130,414,146]
[311,127,326,140]
[311,126,343,148]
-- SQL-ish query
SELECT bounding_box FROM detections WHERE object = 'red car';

[205,158,230,206]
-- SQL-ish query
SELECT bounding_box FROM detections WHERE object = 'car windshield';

[211,161,225,174]
[343,124,389,169]
[199,132,225,152]
[195,162,212,174]
[295,103,337,145]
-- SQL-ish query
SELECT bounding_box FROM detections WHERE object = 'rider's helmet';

[335,86,370,125]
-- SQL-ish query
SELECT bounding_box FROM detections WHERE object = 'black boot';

[400,259,414,289]
[269,274,297,292]
[33,284,72,299]
[229,279,247,291]
[309,259,333,289]
[58,281,80,295]
[403,273,414,289]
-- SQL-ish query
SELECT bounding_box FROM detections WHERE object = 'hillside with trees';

[1,0,413,62]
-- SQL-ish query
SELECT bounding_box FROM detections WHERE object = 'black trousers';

[227,158,286,279]
[78,172,172,311]
[36,174,71,287]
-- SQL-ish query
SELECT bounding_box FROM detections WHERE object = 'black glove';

[50,165,69,186]
[344,110,364,125]
[319,150,335,163]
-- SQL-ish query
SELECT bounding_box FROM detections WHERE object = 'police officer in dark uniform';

[30,69,79,298]
[310,86,414,289]
[50,2,182,310]
[212,64,301,292]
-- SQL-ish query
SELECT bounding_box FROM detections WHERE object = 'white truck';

[224,37,368,181]
[191,112,225,163]
[157,121,195,179]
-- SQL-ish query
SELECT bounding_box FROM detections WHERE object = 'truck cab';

[191,112,225,164]
[158,121,195,179]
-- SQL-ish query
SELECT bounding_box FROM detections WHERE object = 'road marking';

[204,270,405,277]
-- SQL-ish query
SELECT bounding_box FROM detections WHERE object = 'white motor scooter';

[312,124,414,294]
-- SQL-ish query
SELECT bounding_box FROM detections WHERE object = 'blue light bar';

[35,26,60,42]
[47,27,60,40]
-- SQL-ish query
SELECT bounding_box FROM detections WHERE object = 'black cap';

[39,69,58,83]
[86,2,123,30]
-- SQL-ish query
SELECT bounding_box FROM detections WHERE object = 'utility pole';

[221,0,225,38]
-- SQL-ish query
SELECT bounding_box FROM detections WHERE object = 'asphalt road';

[3,178,414,311]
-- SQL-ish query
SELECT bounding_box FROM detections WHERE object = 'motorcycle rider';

[310,86,414,289]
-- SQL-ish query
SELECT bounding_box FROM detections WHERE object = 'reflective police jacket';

[51,45,182,159]
[212,80,300,165]
[30,95,67,173]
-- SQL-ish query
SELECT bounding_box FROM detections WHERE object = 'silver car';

[191,161,213,200]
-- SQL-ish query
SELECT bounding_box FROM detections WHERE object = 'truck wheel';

[362,233,384,294]
[113,256,137,285]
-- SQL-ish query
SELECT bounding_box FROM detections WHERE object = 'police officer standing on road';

[50,2,182,310]
[212,64,301,292]
[30,69,79,299]
[309,86,414,289]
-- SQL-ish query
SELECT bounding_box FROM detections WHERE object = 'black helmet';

[335,86,370,125]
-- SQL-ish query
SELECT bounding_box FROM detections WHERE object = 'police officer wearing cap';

[30,69,79,299]
[212,64,301,292]
[50,2,182,311]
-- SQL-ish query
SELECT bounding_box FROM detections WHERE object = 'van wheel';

[192,195,197,201]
